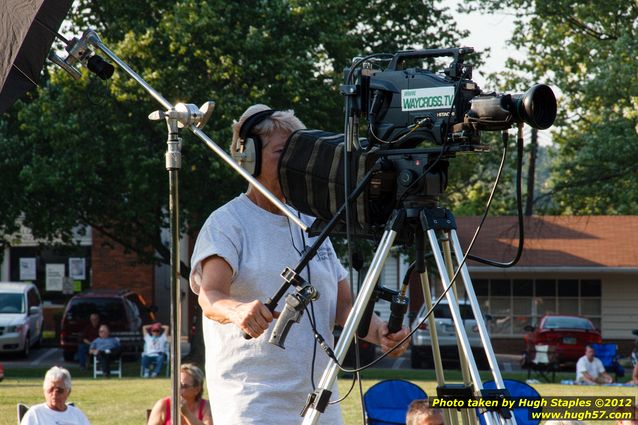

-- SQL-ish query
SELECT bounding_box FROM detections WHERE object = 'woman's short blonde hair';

[230,104,305,154]
[181,363,206,400]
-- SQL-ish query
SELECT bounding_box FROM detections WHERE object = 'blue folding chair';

[477,379,541,425]
[591,343,624,378]
[364,379,427,425]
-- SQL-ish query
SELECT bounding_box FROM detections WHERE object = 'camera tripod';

[300,205,517,425]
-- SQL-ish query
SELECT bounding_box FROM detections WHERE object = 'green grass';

[1,366,635,425]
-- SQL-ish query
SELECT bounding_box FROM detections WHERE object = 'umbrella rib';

[35,17,70,43]
[11,64,40,88]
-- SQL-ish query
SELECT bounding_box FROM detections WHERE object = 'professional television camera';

[279,47,556,238]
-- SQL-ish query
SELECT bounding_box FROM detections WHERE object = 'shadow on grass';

[351,368,580,383]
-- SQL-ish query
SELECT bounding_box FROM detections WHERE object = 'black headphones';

[231,109,276,177]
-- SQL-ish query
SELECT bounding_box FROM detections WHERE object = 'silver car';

[0,282,43,357]
[410,299,489,369]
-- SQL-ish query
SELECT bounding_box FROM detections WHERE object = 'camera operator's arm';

[197,255,274,338]
[335,279,409,358]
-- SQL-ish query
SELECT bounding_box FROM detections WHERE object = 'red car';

[524,315,602,364]
[0,362,4,381]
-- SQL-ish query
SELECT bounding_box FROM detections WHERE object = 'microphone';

[49,31,114,80]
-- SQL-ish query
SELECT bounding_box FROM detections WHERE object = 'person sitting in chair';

[406,399,444,425]
[20,366,91,425]
[77,313,101,369]
[141,322,170,378]
[629,349,638,385]
[575,344,613,384]
[89,324,121,378]
[147,363,213,425]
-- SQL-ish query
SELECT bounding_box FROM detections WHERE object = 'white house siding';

[601,274,638,340]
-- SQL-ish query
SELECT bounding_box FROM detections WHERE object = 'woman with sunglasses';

[147,363,213,425]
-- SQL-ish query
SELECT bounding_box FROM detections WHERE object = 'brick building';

[4,216,637,355]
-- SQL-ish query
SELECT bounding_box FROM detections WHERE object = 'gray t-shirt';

[190,193,348,425]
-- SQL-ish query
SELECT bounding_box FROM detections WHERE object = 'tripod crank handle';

[387,295,409,334]
[241,298,277,340]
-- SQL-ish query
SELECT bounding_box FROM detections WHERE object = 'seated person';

[406,399,444,425]
[77,313,101,369]
[89,324,121,378]
[630,353,638,385]
[147,363,213,425]
[20,366,91,425]
[575,344,613,384]
[141,322,170,378]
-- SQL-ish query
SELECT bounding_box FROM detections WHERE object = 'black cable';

[328,129,512,373]
[467,127,525,267]
[287,213,324,390]
[307,301,318,389]
[341,55,393,412]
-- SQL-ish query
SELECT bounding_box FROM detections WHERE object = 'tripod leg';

[420,272,445,382]
[441,235,476,425]
[426,228,509,425]
[448,230,509,392]
[420,271,458,425]
[301,211,404,425]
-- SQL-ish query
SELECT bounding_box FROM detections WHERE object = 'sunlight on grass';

[1,368,634,425]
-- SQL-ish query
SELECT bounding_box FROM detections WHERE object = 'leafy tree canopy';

[463,0,638,214]
[1,0,474,271]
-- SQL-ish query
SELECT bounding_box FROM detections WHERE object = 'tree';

[0,0,472,269]
[0,1,472,359]
[463,0,638,214]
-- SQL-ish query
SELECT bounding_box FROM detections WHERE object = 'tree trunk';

[525,128,538,216]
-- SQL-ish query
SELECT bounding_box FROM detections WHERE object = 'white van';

[0,282,43,357]
[410,299,489,369]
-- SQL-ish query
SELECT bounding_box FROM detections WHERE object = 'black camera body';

[360,48,481,148]
[280,47,557,236]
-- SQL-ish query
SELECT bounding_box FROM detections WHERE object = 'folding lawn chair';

[363,379,427,425]
[591,343,624,379]
[477,379,541,425]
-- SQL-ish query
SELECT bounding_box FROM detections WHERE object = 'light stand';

[66,28,311,425]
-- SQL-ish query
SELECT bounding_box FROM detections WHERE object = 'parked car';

[523,314,602,365]
[410,299,489,369]
[0,282,43,357]
[59,289,156,361]
[0,361,4,381]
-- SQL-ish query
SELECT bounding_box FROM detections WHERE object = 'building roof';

[456,216,638,268]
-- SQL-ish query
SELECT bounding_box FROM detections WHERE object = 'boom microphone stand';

[63,28,311,425]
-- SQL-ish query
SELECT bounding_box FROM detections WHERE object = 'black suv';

[59,289,156,361]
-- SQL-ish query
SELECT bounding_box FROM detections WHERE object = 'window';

[27,288,41,309]
[476,278,602,336]
[0,293,24,314]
